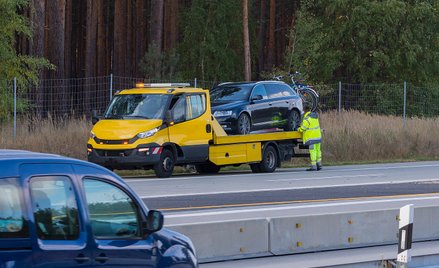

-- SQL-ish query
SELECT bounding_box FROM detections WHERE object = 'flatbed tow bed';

[87,83,308,177]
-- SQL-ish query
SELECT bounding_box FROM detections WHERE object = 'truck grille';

[96,149,132,157]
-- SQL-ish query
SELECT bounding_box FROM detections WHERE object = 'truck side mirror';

[91,110,101,125]
[144,210,164,233]
[165,111,174,126]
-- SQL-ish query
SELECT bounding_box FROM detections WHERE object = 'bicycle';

[273,72,319,112]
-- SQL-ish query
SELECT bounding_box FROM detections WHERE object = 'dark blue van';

[0,150,197,268]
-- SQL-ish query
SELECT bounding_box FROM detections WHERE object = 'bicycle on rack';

[273,72,319,112]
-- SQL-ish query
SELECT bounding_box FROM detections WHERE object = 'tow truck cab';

[87,83,306,178]
[87,83,214,177]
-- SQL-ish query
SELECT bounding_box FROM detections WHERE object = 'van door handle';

[74,254,90,263]
[269,103,272,106]
[95,254,109,263]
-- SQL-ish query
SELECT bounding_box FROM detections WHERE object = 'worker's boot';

[306,166,317,171]
[317,162,322,171]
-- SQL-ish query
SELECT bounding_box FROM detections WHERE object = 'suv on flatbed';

[0,150,197,267]
[210,81,303,134]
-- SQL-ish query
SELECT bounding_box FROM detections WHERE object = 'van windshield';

[104,94,169,120]
[0,178,28,238]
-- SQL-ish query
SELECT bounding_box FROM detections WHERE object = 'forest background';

[1,0,439,165]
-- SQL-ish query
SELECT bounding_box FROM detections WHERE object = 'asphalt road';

[124,161,439,212]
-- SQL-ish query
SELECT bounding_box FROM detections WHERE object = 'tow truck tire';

[258,146,278,173]
[250,164,261,173]
[195,162,221,174]
[154,149,175,178]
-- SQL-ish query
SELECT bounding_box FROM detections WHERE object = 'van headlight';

[213,110,232,117]
[90,131,96,139]
[137,128,159,139]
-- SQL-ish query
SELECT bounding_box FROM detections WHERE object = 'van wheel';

[154,149,175,178]
[250,163,261,173]
[195,162,221,174]
[286,110,301,131]
[258,146,278,173]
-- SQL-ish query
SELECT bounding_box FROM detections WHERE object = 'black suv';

[211,81,304,134]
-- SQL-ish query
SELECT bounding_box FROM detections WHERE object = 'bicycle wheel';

[299,88,319,112]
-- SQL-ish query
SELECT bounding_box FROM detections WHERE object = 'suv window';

[83,178,141,238]
[279,84,296,96]
[265,84,285,99]
[30,176,80,240]
[0,178,28,238]
[250,84,268,100]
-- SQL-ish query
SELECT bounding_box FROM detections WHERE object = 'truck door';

[168,93,212,162]
[20,163,93,268]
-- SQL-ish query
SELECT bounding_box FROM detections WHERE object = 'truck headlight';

[137,128,159,139]
[213,110,232,117]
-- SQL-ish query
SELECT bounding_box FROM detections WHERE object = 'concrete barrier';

[168,219,270,262]
[269,209,399,255]
[168,206,439,263]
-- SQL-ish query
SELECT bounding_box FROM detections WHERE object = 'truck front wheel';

[258,146,278,173]
[154,149,175,178]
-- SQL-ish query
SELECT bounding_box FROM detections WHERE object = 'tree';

[289,0,439,85]
[178,0,245,82]
[242,0,251,80]
[0,0,51,120]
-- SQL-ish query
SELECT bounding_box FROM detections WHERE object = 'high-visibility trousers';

[309,143,322,168]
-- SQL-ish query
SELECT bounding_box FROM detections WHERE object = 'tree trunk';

[97,0,106,76]
[114,0,127,76]
[164,0,178,52]
[85,0,98,114]
[150,0,164,79]
[31,0,46,115]
[242,0,251,81]
[265,0,276,70]
[135,0,147,77]
[151,0,164,49]
[47,0,66,114]
[257,0,267,75]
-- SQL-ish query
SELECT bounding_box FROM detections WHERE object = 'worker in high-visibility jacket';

[298,104,322,171]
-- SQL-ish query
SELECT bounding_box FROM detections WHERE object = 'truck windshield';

[210,85,253,102]
[104,94,169,120]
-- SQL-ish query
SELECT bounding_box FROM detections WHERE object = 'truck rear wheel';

[258,146,278,173]
[154,149,175,178]
[195,162,221,174]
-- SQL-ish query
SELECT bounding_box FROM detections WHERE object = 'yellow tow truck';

[87,83,308,177]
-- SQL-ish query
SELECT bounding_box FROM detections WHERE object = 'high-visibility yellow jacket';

[298,111,322,145]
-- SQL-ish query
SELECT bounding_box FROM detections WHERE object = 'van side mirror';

[91,110,101,125]
[165,111,174,126]
[251,95,263,102]
[144,210,164,233]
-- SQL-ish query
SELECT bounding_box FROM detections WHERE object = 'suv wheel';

[286,110,301,131]
[236,113,251,134]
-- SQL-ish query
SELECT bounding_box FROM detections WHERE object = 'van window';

[0,178,28,238]
[30,176,80,240]
[83,179,141,239]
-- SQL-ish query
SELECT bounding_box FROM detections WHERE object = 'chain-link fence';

[2,75,439,139]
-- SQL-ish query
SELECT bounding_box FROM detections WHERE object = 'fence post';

[338,81,342,112]
[13,77,17,140]
[402,81,407,126]
[194,78,197,88]
[109,73,113,101]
